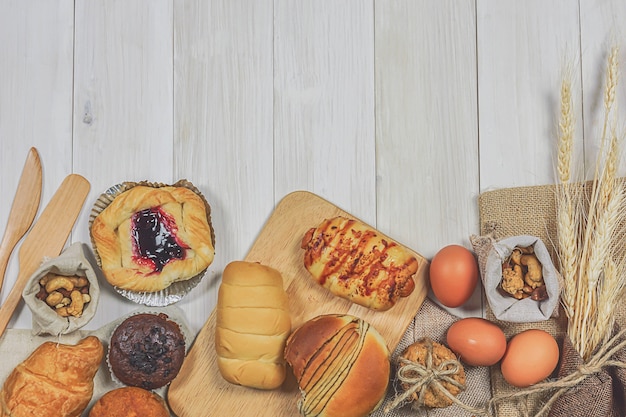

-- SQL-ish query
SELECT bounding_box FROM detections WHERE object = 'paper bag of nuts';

[471,234,561,323]
[22,242,100,335]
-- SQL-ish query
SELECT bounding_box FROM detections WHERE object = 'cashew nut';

[56,297,71,308]
[66,290,84,318]
[510,248,523,266]
[39,273,55,286]
[520,254,543,288]
[39,274,91,317]
[45,277,75,293]
[45,291,64,307]
[68,276,89,288]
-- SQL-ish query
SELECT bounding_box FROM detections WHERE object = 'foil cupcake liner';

[105,308,192,392]
[89,179,215,307]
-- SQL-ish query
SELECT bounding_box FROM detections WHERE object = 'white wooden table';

[1,0,625,341]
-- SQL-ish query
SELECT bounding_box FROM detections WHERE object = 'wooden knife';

[0,174,90,337]
[0,147,43,292]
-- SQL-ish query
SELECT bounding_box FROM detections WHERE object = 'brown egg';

[500,329,560,387]
[446,317,507,366]
[429,245,479,307]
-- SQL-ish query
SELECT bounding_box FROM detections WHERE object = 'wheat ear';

[556,73,580,321]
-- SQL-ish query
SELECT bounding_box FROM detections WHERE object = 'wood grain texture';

[167,191,429,417]
[375,0,479,257]
[274,0,377,227]
[72,0,175,326]
[0,0,74,329]
[0,174,90,338]
[0,148,42,292]
[375,0,483,318]
[477,0,582,190]
[579,0,626,178]
[173,0,275,332]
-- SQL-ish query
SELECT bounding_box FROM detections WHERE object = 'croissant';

[0,336,103,417]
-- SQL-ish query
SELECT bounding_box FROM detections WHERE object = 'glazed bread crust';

[284,314,390,417]
[215,261,291,390]
[301,216,418,311]
[88,387,169,417]
[0,336,103,417]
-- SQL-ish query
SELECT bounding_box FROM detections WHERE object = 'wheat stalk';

[588,196,626,353]
[556,74,580,321]
[558,76,574,184]
[556,45,626,360]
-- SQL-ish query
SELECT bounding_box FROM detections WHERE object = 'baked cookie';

[398,338,466,408]
[91,184,214,292]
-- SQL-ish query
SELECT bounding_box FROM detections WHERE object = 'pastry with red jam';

[90,183,214,292]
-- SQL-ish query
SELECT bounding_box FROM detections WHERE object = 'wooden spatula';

[0,148,43,292]
[0,174,90,337]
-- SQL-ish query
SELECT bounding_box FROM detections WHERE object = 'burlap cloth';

[478,183,626,417]
[374,298,491,417]
[376,182,626,417]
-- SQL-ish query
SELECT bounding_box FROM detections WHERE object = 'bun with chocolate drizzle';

[284,314,390,417]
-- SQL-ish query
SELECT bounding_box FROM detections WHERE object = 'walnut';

[501,264,525,299]
[500,246,547,301]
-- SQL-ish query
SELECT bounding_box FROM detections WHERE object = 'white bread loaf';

[284,314,390,417]
[215,261,291,389]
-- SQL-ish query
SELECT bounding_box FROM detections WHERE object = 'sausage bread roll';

[301,216,418,311]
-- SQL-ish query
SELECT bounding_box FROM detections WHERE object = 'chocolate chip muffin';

[108,313,186,390]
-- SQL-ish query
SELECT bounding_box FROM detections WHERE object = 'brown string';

[384,340,488,416]
[385,328,626,416]
[487,327,626,416]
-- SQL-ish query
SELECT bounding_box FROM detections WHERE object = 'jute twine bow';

[385,328,626,416]
[384,340,486,415]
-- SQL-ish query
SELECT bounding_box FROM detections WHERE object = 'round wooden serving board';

[168,190,430,417]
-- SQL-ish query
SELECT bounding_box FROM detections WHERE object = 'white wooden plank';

[477,0,582,190]
[375,0,481,318]
[73,0,174,329]
[579,0,626,178]
[273,0,377,227]
[173,0,274,332]
[376,0,479,257]
[0,0,74,329]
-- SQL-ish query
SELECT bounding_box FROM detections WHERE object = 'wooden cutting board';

[168,191,430,417]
